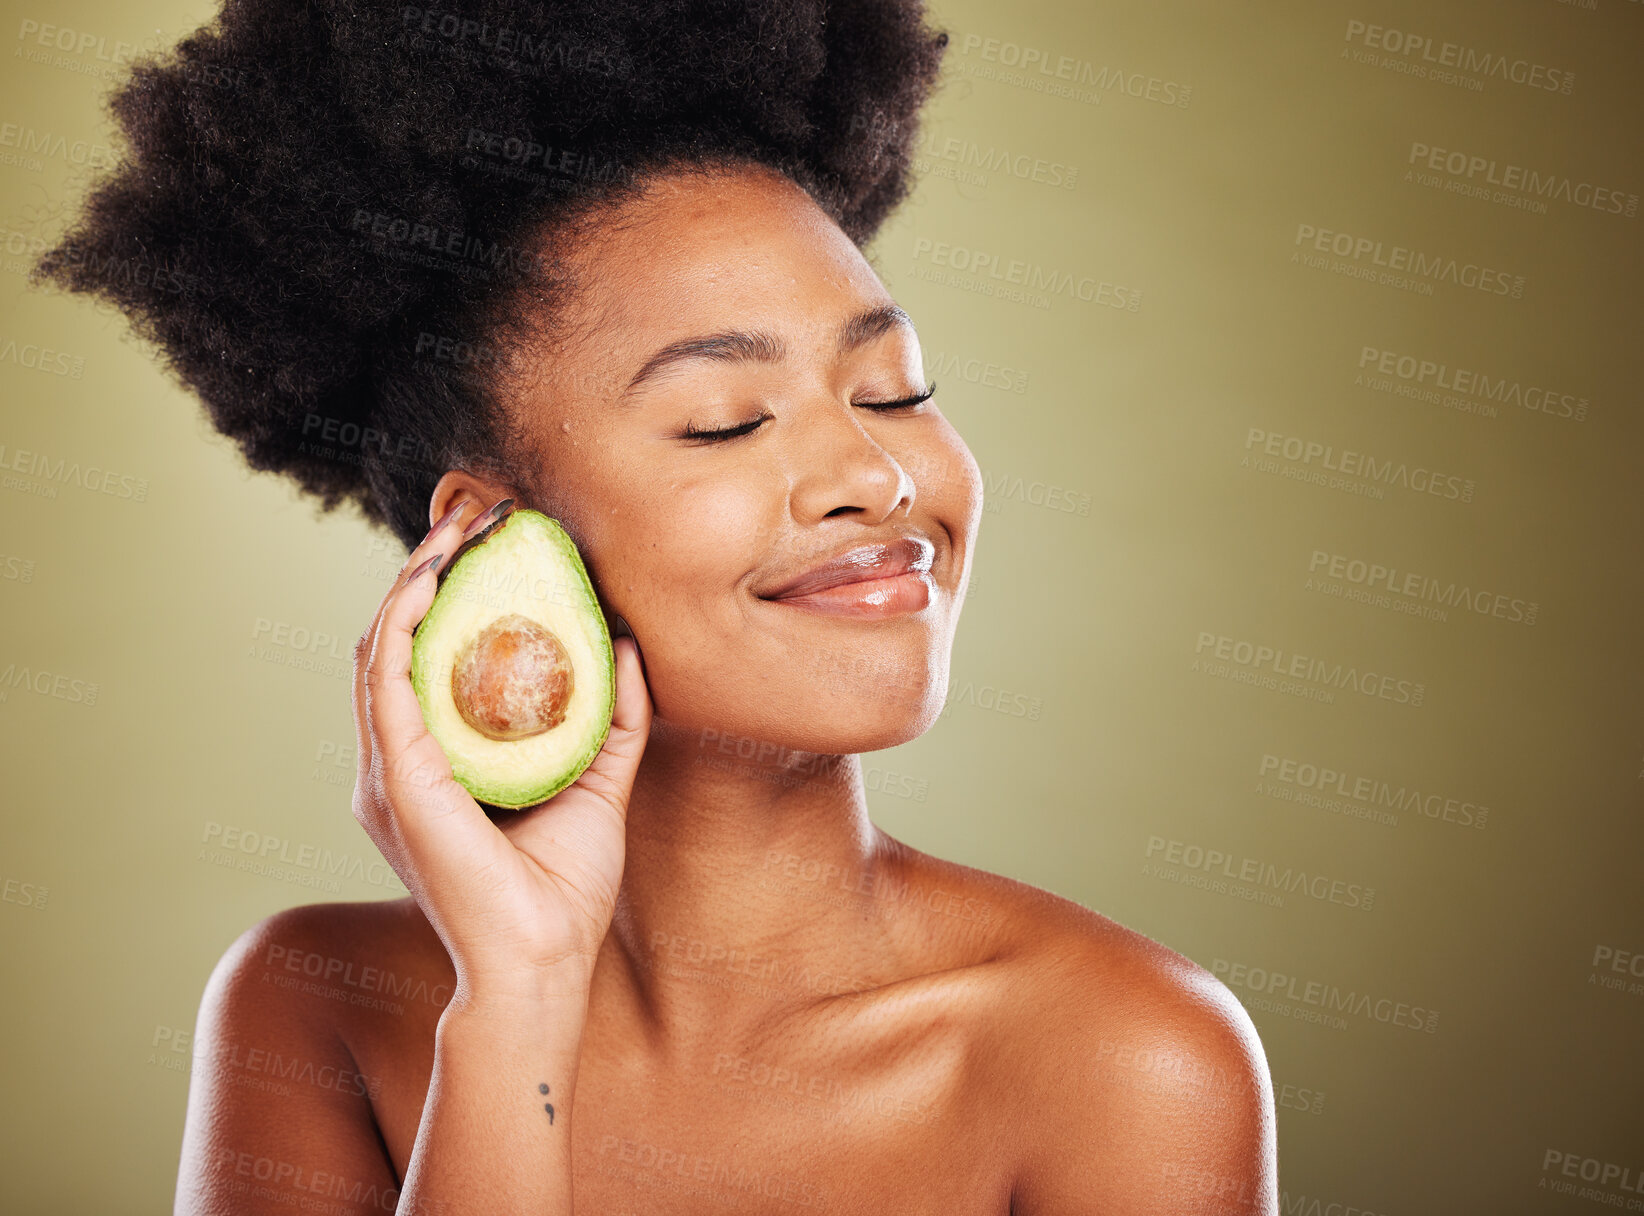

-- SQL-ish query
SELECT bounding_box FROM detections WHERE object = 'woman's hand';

[349,497,652,1005]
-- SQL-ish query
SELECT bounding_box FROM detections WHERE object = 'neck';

[597,715,906,1043]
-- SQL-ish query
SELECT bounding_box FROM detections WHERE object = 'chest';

[361,1006,1014,1215]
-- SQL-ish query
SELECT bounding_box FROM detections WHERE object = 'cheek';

[598,469,779,722]
[607,471,775,608]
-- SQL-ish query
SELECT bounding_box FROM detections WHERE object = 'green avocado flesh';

[410,509,615,810]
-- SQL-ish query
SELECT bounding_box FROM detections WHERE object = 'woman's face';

[502,163,983,755]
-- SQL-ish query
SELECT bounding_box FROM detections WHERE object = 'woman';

[34,1,1276,1210]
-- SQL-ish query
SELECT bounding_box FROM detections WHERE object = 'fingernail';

[421,501,465,543]
[403,552,444,587]
[462,497,515,540]
[613,622,644,673]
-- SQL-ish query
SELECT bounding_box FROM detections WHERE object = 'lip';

[758,536,936,601]
[765,569,933,618]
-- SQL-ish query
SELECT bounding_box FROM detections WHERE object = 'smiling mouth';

[765,570,934,619]
[758,536,935,600]
[758,537,936,619]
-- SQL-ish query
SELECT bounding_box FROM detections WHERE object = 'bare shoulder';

[204,897,453,1038]
[187,897,453,1118]
[176,899,439,1213]
[190,896,452,1093]
[891,843,1278,1215]
[890,839,1232,997]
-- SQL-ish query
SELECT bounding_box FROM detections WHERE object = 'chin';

[850,711,942,754]
[783,674,951,756]
[660,645,950,755]
[805,717,930,757]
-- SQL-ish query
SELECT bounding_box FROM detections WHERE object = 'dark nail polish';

[462,497,514,540]
[422,501,464,543]
[403,552,443,586]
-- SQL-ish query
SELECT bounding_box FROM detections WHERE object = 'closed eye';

[679,415,768,443]
[857,382,937,413]
[677,382,937,444]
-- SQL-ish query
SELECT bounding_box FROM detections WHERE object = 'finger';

[592,634,655,799]
[362,549,465,807]
[355,553,520,905]
[513,634,653,828]
[497,634,650,875]
[352,505,460,785]
[366,495,516,765]
[351,497,498,785]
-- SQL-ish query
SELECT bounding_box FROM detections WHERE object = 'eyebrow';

[619,303,915,399]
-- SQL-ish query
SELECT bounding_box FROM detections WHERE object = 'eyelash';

[679,383,938,443]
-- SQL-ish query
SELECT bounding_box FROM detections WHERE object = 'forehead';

[552,166,894,384]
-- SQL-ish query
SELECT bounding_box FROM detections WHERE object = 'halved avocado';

[410,509,615,809]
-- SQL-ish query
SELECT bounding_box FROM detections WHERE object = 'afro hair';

[30,0,950,551]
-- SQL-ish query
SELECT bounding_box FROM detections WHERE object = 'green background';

[2,0,1640,1211]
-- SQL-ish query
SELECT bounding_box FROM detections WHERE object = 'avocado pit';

[450,613,575,741]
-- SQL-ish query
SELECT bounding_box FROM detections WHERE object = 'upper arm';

[174,905,401,1216]
[1010,946,1278,1216]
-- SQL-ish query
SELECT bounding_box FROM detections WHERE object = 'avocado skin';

[409,509,615,810]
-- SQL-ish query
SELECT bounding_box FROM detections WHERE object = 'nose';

[786,398,915,525]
